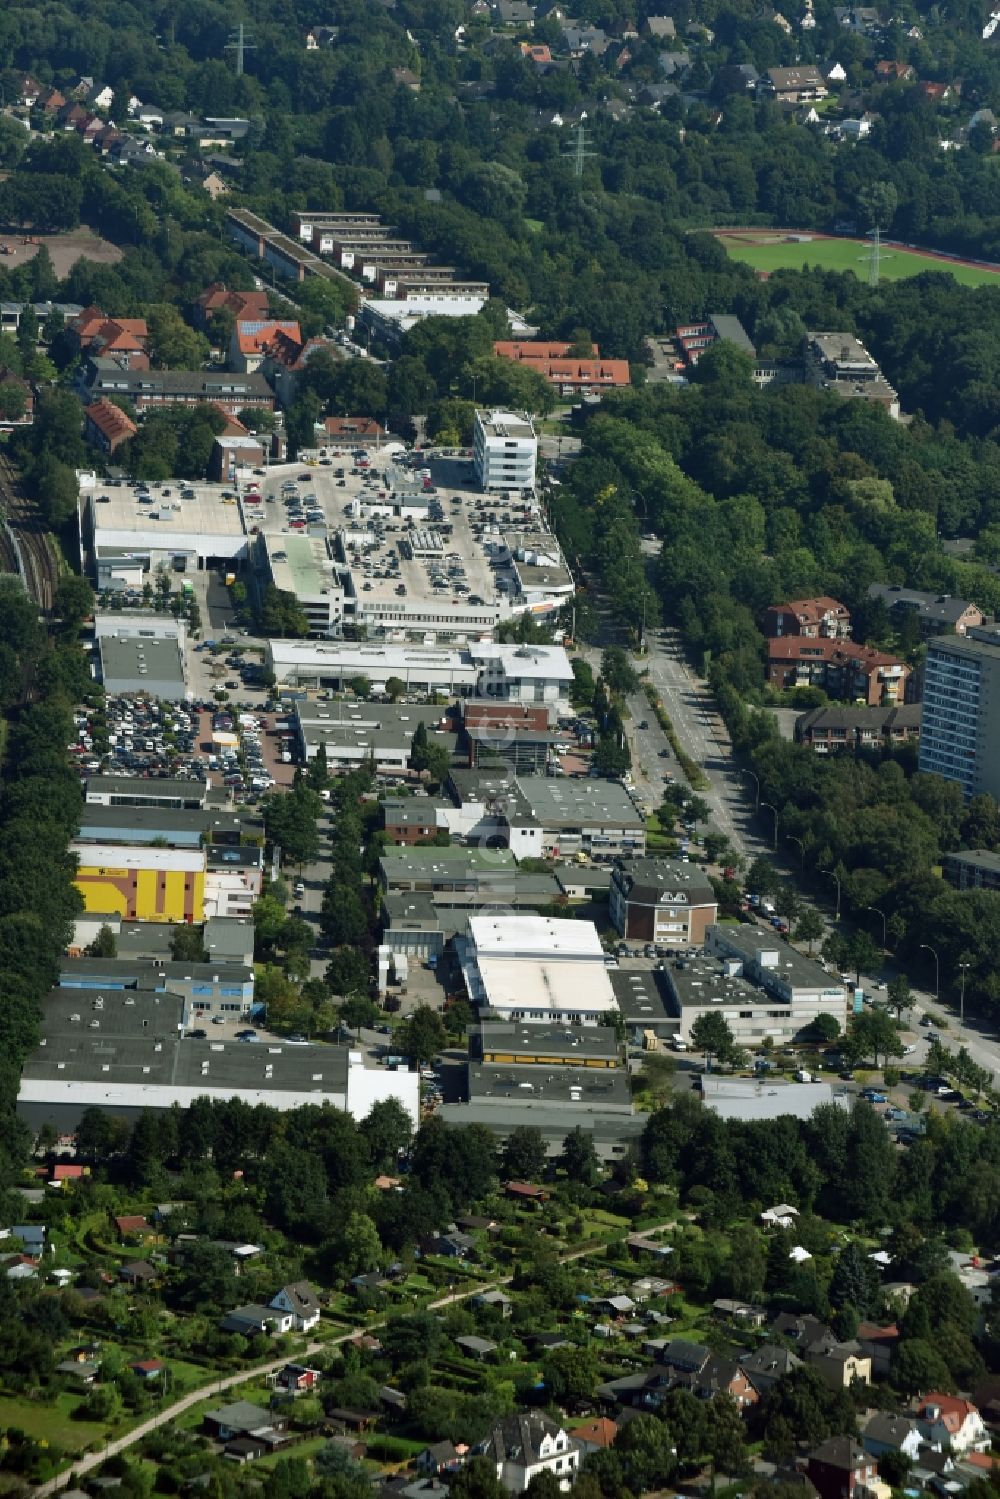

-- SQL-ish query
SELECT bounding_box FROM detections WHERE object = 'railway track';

[0,450,58,612]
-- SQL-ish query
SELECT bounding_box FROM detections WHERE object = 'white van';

[671,1036,688,1052]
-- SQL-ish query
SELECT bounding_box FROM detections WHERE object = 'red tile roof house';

[915,1394,990,1454]
[876,60,915,80]
[128,1359,165,1380]
[505,1181,550,1203]
[763,595,852,639]
[494,339,631,396]
[85,398,138,456]
[228,318,302,373]
[115,1213,151,1241]
[71,307,150,369]
[193,283,270,331]
[323,415,388,441]
[568,1418,618,1453]
[50,1164,88,1187]
[766,637,910,706]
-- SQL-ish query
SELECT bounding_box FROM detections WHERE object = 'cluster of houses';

[765,583,990,726]
[10,72,247,175]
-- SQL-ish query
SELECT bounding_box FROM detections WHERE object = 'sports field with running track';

[714,229,1000,287]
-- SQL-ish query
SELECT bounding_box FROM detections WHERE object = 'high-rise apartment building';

[918,626,1000,799]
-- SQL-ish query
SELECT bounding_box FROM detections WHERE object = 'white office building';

[473,410,537,493]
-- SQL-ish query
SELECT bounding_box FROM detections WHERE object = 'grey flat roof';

[468,1062,632,1110]
[943,849,1000,873]
[515,775,644,830]
[382,797,450,827]
[115,922,177,960]
[61,956,251,985]
[664,954,762,1010]
[610,967,672,1025]
[438,1099,645,1145]
[700,1076,849,1121]
[707,924,843,993]
[99,635,185,689]
[382,892,447,930]
[477,1020,620,1061]
[84,776,208,805]
[203,917,256,962]
[928,625,1000,661]
[381,846,516,880]
[614,858,716,906]
[25,988,348,1094]
[553,862,613,891]
[78,806,252,840]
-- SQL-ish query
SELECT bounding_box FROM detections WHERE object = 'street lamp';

[823,868,841,922]
[958,961,971,1025]
[919,943,940,1003]
[760,801,779,851]
[787,834,806,873]
[743,769,760,812]
[865,904,887,953]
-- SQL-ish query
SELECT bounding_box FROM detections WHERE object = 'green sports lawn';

[715,232,1000,287]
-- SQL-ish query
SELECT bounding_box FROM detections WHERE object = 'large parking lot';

[72,694,299,803]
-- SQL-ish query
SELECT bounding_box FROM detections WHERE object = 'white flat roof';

[469,642,574,682]
[470,914,605,960]
[70,843,205,872]
[267,640,472,672]
[477,409,536,440]
[366,296,485,320]
[477,955,616,1014]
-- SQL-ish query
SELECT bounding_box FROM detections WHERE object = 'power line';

[562,122,597,182]
[225,23,256,75]
[859,223,893,287]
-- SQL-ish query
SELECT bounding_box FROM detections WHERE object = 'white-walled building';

[266,639,574,717]
[473,410,537,492]
[478,1414,580,1493]
[468,643,574,712]
[460,914,617,1025]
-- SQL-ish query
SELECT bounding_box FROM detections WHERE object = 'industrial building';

[475,1020,620,1068]
[75,805,253,848]
[473,409,537,492]
[294,701,458,773]
[70,840,264,924]
[97,632,188,701]
[700,1076,849,1122]
[72,843,207,924]
[512,776,647,861]
[267,640,574,717]
[704,925,848,1023]
[609,859,718,946]
[17,987,420,1131]
[663,951,839,1047]
[379,844,518,894]
[459,913,618,1025]
[84,776,210,810]
[58,955,255,1014]
[80,474,249,587]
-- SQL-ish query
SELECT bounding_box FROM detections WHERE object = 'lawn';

[715,230,1000,287]
[0,1391,112,1456]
